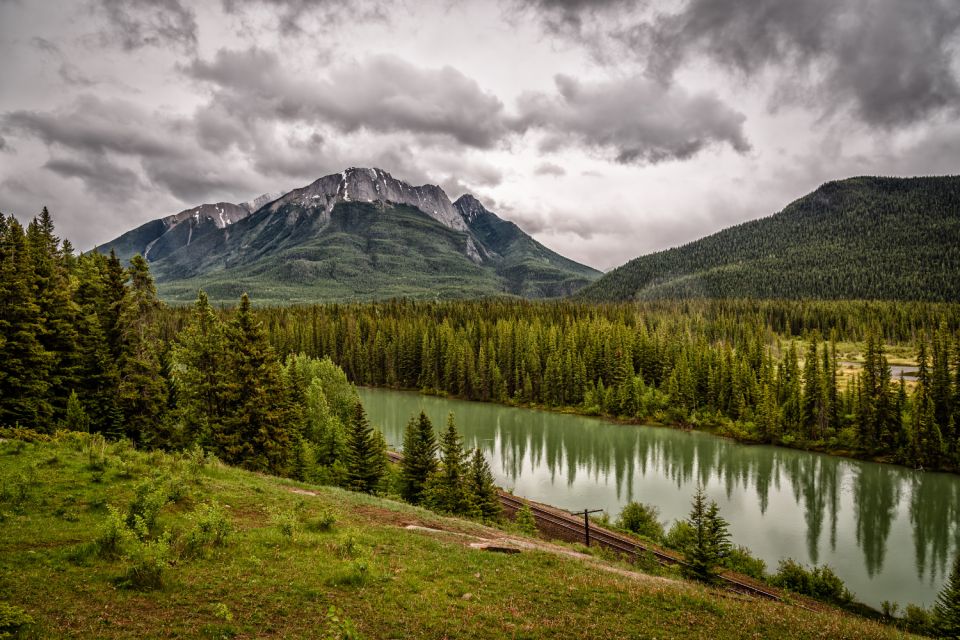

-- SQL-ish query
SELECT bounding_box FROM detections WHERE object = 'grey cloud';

[30,37,60,54]
[3,95,249,203]
[5,96,179,158]
[221,0,386,34]
[529,0,960,128]
[516,74,750,163]
[44,154,142,200]
[187,48,508,148]
[648,0,960,127]
[535,162,566,176]
[92,0,197,51]
[0,136,6,151]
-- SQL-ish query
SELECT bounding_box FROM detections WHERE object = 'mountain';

[100,168,600,303]
[579,176,960,302]
[98,200,263,264]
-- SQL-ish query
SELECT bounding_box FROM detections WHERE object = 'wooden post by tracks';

[571,508,604,546]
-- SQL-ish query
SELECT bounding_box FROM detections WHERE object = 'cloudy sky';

[1,0,959,270]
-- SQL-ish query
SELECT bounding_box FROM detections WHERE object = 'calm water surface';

[358,387,960,609]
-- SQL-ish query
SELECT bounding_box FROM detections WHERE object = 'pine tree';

[423,413,472,515]
[26,208,80,421]
[934,553,960,639]
[172,290,229,446]
[683,485,731,583]
[344,401,386,493]
[467,448,501,521]
[116,255,167,444]
[400,411,438,504]
[72,253,122,436]
[0,216,52,428]
[63,390,90,432]
[217,294,296,474]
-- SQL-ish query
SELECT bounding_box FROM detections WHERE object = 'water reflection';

[358,387,960,608]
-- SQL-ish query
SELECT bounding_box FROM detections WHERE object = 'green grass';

[0,434,923,639]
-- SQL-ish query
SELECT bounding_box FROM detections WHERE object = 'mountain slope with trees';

[97,168,600,304]
[580,176,960,302]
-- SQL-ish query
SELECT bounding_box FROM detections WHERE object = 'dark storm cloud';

[2,96,250,203]
[92,0,198,51]
[44,154,142,200]
[5,96,178,158]
[649,0,960,127]
[515,74,750,163]
[519,0,960,128]
[186,48,509,148]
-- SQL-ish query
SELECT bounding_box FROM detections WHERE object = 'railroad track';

[386,450,809,608]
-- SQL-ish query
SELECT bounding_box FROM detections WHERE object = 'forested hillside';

[580,176,960,302]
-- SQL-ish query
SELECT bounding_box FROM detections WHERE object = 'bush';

[617,501,664,541]
[117,532,172,591]
[722,545,767,580]
[271,510,300,539]
[771,559,853,605]
[304,509,337,533]
[0,602,34,638]
[96,506,133,559]
[126,480,170,534]
[322,605,360,640]
[513,504,538,536]
[182,501,232,558]
[664,520,694,551]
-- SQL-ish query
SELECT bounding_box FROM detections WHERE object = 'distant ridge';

[98,168,600,303]
[579,176,960,302]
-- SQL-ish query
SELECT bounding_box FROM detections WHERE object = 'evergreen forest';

[4,208,960,474]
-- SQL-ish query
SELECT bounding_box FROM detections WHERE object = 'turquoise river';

[358,386,960,609]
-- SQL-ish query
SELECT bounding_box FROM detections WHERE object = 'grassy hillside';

[0,432,920,639]
[580,176,960,302]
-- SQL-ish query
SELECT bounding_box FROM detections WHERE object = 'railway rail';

[386,450,813,609]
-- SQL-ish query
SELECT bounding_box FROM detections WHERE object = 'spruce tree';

[467,448,501,521]
[26,208,80,421]
[423,413,472,515]
[934,553,960,639]
[218,293,295,474]
[172,290,229,446]
[683,485,731,583]
[344,401,386,493]
[400,411,438,504]
[117,255,167,444]
[0,216,52,428]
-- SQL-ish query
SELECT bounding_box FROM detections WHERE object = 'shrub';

[617,501,665,541]
[322,605,360,640]
[514,504,538,536]
[126,480,170,534]
[182,501,232,558]
[723,545,767,581]
[271,510,300,539]
[117,532,172,591]
[771,559,852,605]
[0,602,34,638]
[96,506,133,559]
[664,520,694,551]
[304,509,337,533]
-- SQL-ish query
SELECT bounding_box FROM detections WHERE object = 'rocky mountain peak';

[453,194,490,223]
[266,167,468,232]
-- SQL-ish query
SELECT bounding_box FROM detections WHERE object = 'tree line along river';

[358,386,960,610]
